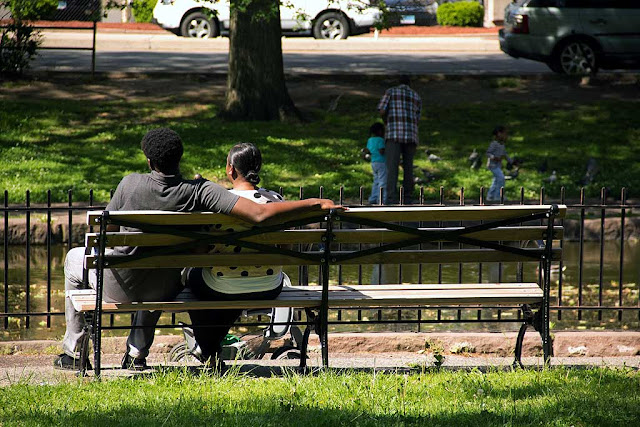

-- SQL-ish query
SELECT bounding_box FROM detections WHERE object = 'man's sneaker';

[53,353,91,371]
[121,353,148,371]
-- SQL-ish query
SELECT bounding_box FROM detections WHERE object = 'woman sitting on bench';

[184,142,290,365]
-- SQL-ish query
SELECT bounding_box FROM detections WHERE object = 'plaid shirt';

[377,84,422,144]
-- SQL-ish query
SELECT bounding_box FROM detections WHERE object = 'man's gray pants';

[62,247,183,359]
[385,141,417,204]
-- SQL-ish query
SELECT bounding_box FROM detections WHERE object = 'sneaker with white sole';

[121,353,148,371]
[53,353,92,371]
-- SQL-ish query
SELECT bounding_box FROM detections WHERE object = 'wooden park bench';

[69,204,565,376]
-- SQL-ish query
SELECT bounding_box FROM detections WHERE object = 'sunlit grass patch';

[0,368,639,426]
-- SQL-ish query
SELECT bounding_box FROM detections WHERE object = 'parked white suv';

[499,0,640,75]
[153,0,380,39]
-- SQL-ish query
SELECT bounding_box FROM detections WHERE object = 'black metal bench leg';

[512,322,528,369]
[319,312,329,369]
[532,307,553,367]
[78,312,94,377]
[541,313,553,365]
[93,309,102,378]
[290,325,304,352]
[299,326,312,370]
[298,308,316,370]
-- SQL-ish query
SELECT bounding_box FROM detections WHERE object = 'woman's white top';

[201,188,285,294]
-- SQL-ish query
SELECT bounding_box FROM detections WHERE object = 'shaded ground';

[3,73,639,111]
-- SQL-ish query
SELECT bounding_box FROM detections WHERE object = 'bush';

[3,0,57,21]
[436,1,484,27]
[0,0,57,77]
[132,0,156,23]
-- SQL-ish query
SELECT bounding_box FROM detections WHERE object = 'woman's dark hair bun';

[228,142,262,187]
[243,171,260,186]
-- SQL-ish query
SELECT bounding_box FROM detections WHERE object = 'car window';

[526,0,559,7]
[555,0,640,7]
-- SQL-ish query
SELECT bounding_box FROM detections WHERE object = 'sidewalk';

[2,332,638,385]
[2,353,639,385]
[38,22,502,53]
[40,31,501,53]
[34,21,500,36]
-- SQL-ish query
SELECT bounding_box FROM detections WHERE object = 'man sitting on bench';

[54,127,338,371]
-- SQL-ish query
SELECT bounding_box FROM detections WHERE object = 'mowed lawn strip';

[0,368,639,426]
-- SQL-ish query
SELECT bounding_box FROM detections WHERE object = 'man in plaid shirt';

[377,75,422,204]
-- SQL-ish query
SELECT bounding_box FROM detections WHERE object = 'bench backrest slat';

[86,209,320,227]
[84,226,563,249]
[338,205,566,222]
[85,248,561,269]
[87,205,566,226]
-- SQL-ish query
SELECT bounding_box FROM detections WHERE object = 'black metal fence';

[48,0,102,22]
[1,186,638,338]
[0,0,100,75]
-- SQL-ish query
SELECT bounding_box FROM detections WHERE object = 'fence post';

[578,188,585,321]
[558,186,565,321]
[3,191,8,329]
[25,191,31,329]
[46,190,52,327]
[91,20,97,77]
[619,188,627,322]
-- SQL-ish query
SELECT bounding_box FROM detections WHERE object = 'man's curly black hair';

[140,128,183,174]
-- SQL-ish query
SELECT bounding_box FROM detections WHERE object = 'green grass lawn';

[1,368,639,426]
[1,77,639,203]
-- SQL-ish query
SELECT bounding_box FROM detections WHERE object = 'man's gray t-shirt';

[102,171,239,301]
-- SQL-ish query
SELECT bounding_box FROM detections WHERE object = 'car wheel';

[180,11,219,38]
[313,12,349,40]
[553,39,599,76]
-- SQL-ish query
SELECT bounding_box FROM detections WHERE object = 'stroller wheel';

[271,345,304,360]
[169,342,201,363]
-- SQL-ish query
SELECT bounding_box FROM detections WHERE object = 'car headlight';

[161,0,174,5]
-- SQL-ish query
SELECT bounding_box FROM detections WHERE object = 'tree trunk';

[223,0,299,121]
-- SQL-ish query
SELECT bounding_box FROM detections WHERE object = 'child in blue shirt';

[486,125,511,202]
[366,122,387,204]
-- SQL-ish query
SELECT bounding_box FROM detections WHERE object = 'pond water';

[1,241,639,341]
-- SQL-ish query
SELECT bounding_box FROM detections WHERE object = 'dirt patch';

[2,332,638,360]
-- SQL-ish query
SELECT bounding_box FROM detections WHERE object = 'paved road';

[34,50,550,75]
[33,30,551,75]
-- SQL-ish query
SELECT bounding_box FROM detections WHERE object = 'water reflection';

[1,241,639,340]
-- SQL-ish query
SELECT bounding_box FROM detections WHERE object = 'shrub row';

[437,1,484,27]
[132,0,156,23]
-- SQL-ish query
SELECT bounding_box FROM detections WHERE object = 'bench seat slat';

[69,283,542,312]
[85,226,563,248]
[286,283,542,291]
